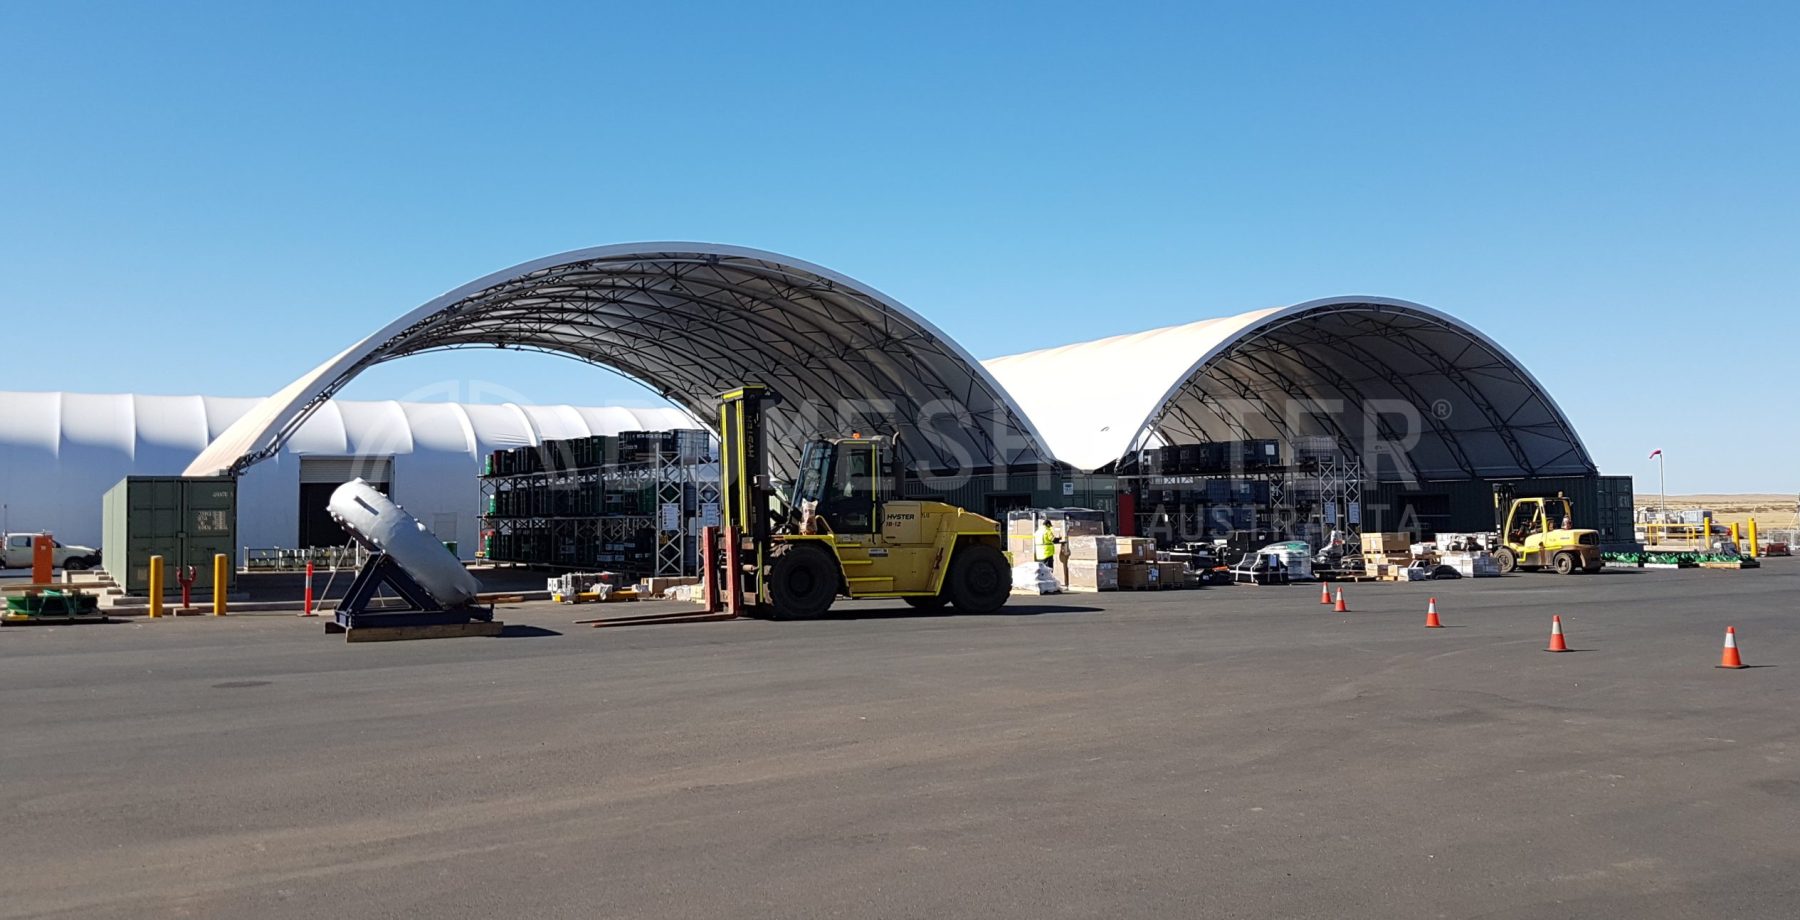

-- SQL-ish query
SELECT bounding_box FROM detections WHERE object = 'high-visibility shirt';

[1036,527,1056,562]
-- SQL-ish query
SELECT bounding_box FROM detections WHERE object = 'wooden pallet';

[554,589,641,605]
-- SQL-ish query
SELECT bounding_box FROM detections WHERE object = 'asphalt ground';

[3,560,1797,919]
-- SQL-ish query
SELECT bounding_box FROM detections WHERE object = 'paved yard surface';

[3,561,1797,919]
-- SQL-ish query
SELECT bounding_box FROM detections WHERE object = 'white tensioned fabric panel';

[515,404,597,445]
[984,297,1593,479]
[0,391,727,550]
[569,406,701,436]
[184,244,1055,479]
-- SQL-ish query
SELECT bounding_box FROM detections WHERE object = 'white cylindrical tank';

[328,478,480,606]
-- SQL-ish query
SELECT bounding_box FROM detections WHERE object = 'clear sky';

[2,1,1794,493]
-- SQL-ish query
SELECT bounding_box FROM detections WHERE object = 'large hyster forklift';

[718,385,1013,619]
[1492,484,1603,575]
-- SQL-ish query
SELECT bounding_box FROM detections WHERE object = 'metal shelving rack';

[1121,438,1360,547]
[478,434,716,578]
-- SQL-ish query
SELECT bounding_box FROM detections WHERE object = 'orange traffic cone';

[1320,582,1332,605]
[1716,626,1747,669]
[1546,615,1569,652]
[1334,588,1349,613]
[1425,597,1442,628]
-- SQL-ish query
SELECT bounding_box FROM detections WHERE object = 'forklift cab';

[1502,496,1573,545]
[789,436,898,535]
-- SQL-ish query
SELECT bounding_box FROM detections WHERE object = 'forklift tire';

[903,596,949,611]
[1553,552,1576,575]
[1495,547,1518,574]
[767,544,839,620]
[945,543,1010,614]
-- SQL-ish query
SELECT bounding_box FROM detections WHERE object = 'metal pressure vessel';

[327,478,480,606]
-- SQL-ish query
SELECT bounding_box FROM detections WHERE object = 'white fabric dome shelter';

[983,297,1594,480]
[0,391,694,557]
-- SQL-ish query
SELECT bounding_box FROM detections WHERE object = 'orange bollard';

[1425,597,1442,628]
[31,534,53,586]
[1716,626,1747,669]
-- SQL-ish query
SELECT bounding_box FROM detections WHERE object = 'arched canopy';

[983,297,1594,480]
[185,244,1054,478]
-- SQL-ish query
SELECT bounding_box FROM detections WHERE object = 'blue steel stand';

[328,552,493,632]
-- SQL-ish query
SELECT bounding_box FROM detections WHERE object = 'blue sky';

[2,1,1794,493]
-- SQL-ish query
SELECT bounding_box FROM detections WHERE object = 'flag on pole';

[1648,449,1662,459]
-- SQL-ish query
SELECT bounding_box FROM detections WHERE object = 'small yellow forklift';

[1492,484,1603,575]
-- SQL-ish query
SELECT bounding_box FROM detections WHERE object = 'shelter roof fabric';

[184,244,1054,478]
[982,297,1593,479]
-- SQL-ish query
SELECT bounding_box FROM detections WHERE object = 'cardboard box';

[1063,518,1107,538]
[1007,534,1037,564]
[1116,561,1151,588]
[1364,562,1395,578]
[1006,509,1109,540]
[1361,532,1411,554]
[1115,537,1154,563]
[1066,535,1117,562]
[640,576,700,595]
[1442,552,1501,577]
[1154,561,1186,585]
[1065,560,1118,591]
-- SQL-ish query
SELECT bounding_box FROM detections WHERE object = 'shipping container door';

[125,480,184,595]
[182,479,237,591]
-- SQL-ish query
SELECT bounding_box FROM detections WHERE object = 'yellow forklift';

[1492,484,1603,575]
[718,385,1012,619]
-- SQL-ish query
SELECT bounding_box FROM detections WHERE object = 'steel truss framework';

[184,244,1056,482]
[478,451,720,578]
[1129,302,1594,482]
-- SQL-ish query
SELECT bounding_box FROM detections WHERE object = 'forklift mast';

[719,384,777,605]
[1492,482,1516,532]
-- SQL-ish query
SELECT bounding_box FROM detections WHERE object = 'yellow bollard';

[212,554,229,616]
[1731,522,1741,555]
[147,555,164,619]
[1748,518,1758,559]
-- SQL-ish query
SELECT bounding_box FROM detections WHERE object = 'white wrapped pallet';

[1011,561,1061,594]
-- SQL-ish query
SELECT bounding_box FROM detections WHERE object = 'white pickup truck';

[1,533,103,571]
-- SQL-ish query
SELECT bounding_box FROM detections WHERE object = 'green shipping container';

[100,476,238,595]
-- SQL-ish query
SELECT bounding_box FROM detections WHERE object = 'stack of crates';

[478,428,713,574]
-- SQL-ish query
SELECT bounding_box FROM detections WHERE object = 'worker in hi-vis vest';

[1035,519,1060,570]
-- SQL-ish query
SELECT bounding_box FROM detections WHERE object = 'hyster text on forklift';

[717,384,1012,619]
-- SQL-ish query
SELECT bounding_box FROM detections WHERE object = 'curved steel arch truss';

[184,244,1055,479]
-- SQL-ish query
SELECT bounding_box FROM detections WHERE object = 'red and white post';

[300,561,317,617]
